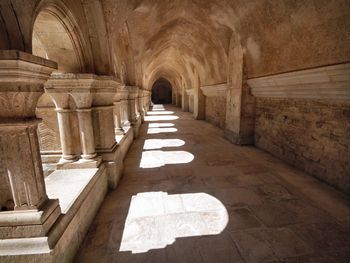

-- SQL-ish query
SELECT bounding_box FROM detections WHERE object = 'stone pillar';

[76,108,97,160]
[119,88,130,127]
[186,88,195,113]
[46,74,99,161]
[0,120,47,210]
[45,92,77,163]
[129,97,137,122]
[182,87,189,111]
[172,90,176,104]
[224,41,255,145]
[113,100,124,134]
[0,50,60,238]
[138,90,146,122]
[176,91,182,108]
[193,72,205,119]
[56,109,77,162]
[126,86,139,125]
[91,77,118,151]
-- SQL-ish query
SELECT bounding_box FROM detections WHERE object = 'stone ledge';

[0,50,57,69]
[247,63,350,99]
[200,83,228,97]
[0,167,108,261]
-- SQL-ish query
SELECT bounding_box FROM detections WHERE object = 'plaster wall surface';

[255,98,350,193]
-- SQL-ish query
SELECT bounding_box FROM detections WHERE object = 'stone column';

[46,74,100,161]
[56,109,77,162]
[0,50,60,238]
[172,90,176,104]
[113,100,124,134]
[91,77,118,151]
[119,88,130,127]
[176,91,182,108]
[138,90,145,121]
[0,120,47,210]
[193,72,205,120]
[129,98,137,123]
[126,86,139,125]
[45,91,77,163]
[182,87,189,111]
[224,42,255,145]
[76,108,97,160]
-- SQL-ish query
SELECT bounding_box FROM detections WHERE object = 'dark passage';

[151,78,172,104]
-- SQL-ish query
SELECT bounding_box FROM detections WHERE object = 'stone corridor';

[0,1,349,261]
[76,105,350,263]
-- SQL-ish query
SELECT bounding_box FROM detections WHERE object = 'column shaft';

[113,101,124,134]
[129,98,137,123]
[121,100,130,126]
[76,109,97,159]
[56,109,77,162]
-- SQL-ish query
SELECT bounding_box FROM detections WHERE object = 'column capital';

[125,86,139,99]
[0,50,57,118]
[45,73,94,109]
[45,91,71,109]
[91,76,119,106]
[115,89,129,101]
[45,73,120,108]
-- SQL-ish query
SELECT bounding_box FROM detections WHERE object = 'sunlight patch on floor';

[145,115,179,121]
[147,127,178,134]
[119,192,228,254]
[151,105,165,111]
[140,150,194,168]
[143,139,185,150]
[148,123,174,128]
[147,111,174,115]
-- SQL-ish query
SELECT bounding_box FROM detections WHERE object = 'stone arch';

[32,0,93,72]
[151,78,173,104]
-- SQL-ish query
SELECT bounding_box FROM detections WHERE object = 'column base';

[123,121,131,127]
[58,155,78,164]
[115,128,125,135]
[131,117,142,138]
[0,199,61,239]
[81,152,97,160]
[54,156,103,169]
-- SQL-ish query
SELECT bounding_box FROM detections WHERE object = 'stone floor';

[76,105,350,263]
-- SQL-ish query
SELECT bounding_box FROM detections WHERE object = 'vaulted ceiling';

[1,0,349,90]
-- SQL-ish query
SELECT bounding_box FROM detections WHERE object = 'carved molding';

[0,51,57,118]
[125,86,139,99]
[0,50,57,84]
[200,83,228,97]
[247,63,350,99]
[45,73,121,107]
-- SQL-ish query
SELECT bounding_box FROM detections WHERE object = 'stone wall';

[205,96,226,129]
[255,98,350,193]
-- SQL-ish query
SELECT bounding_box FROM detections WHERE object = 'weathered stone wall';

[255,98,350,193]
[205,96,226,129]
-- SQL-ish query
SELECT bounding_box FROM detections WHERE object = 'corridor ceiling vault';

[0,0,349,262]
[1,0,349,90]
